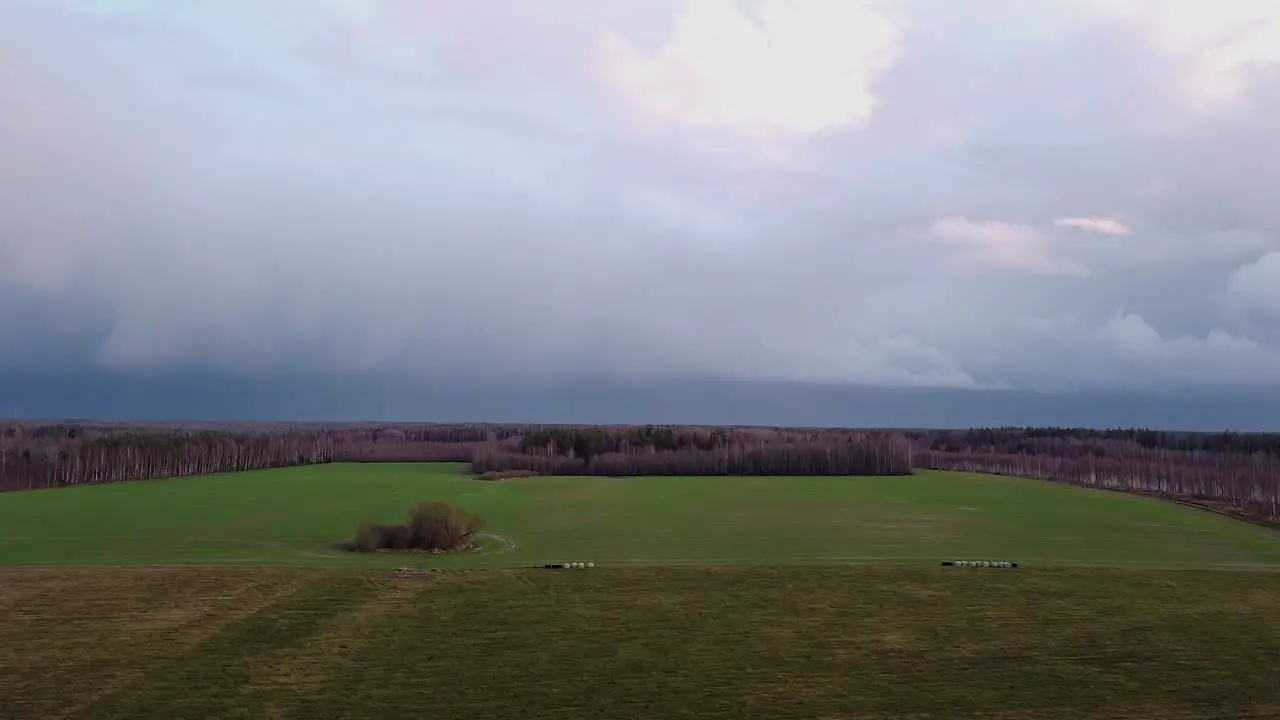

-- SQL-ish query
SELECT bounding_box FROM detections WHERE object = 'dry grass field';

[4,565,1280,719]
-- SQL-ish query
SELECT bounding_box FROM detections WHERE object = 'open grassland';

[1,463,1279,568]
[4,565,1280,720]
[5,465,1280,718]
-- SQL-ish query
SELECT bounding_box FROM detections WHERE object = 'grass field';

[4,565,1280,719]
[5,463,1280,719]
[1,463,1279,568]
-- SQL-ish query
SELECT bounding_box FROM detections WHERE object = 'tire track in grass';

[78,571,378,720]
[250,575,433,708]
[52,568,315,720]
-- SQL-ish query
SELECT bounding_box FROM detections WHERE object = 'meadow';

[4,463,1280,719]
[2,462,1279,568]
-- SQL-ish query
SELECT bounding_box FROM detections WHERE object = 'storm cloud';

[3,0,1280,415]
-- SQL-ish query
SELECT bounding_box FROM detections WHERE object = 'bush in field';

[350,501,485,553]
[353,522,381,552]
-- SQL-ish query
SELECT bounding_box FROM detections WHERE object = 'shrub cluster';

[351,501,486,553]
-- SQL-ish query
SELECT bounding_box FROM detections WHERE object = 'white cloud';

[596,0,902,136]
[1095,311,1269,379]
[988,311,1280,391]
[1101,311,1164,354]
[1054,216,1131,235]
[1075,0,1280,111]
[1226,251,1280,319]
[929,217,1089,276]
[1100,311,1263,361]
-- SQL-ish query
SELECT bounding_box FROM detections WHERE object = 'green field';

[5,463,1280,719]
[4,565,1280,719]
[2,463,1278,568]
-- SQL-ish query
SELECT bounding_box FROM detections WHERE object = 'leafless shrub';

[350,501,485,554]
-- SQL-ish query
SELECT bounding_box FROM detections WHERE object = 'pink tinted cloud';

[1053,216,1132,235]
[931,217,1088,276]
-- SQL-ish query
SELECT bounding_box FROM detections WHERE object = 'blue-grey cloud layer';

[3,0,1280,402]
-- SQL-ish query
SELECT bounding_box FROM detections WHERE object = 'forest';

[1,421,1276,522]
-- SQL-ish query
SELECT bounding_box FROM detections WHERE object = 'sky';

[2,0,1280,425]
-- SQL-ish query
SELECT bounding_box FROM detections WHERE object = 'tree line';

[917,449,1279,520]
[2,422,1276,514]
[917,426,1280,456]
[0,422,919,489]
[476,432,914,477]
[906,427,1280,520]
[0,423,518,491]
[515,425,917,460]
[1,429,346,491]
[517,425,732,458]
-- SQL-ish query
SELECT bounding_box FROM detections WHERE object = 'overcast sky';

[3,0,1280,416]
